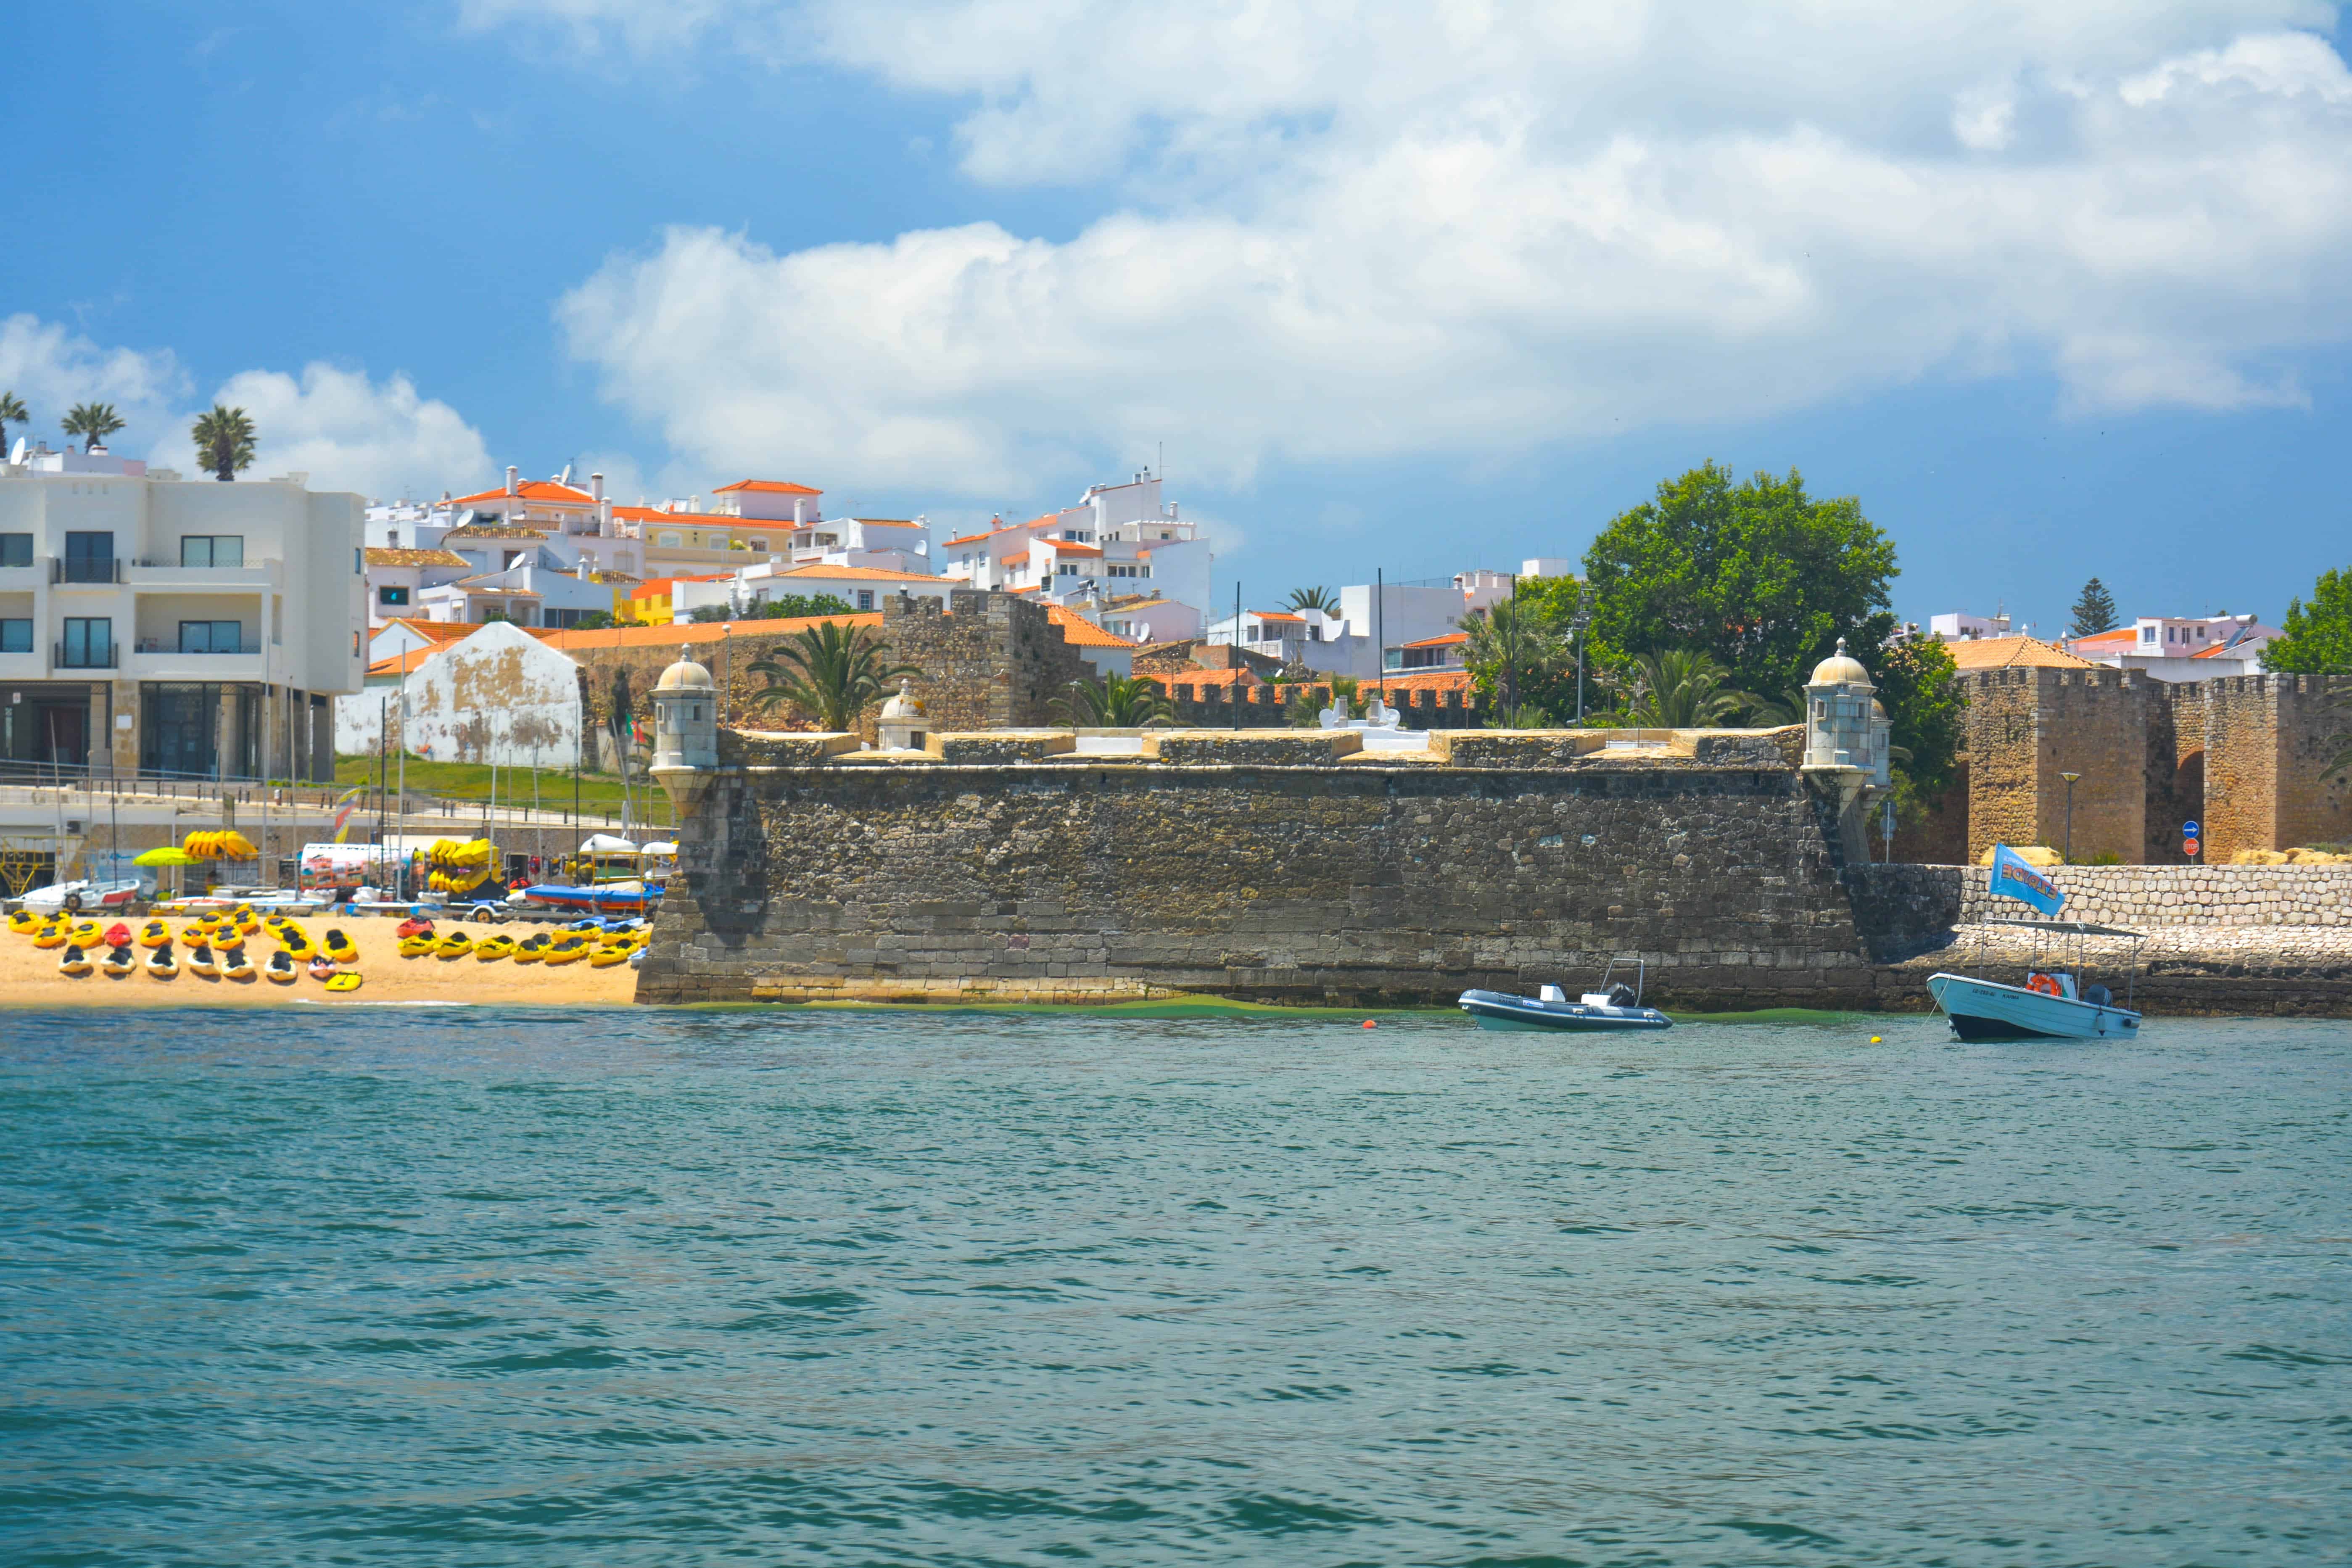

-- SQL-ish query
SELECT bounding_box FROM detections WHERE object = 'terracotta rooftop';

[537,613,884,653]
[377,618,473,645]
[1400,631,1469,648]
[446,480,596,507]
[364,547,470,568]
[1045,604,1140,650]
[1946,635,2097,671]
[713,479,821,495]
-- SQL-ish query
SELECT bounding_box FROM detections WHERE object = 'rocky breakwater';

[636,723,1913,1009]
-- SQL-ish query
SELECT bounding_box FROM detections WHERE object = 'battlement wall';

[639,737,1880,1008]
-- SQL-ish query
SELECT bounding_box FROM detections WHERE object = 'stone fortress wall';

[1956,669,2352,865]
[636,727,1908,1010]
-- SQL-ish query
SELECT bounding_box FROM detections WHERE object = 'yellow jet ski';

[57,943,94,977]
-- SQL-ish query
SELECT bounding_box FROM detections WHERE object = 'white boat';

[1460,961,1672,1032]
[21,878,146,913]
[1927,918,2145,1041]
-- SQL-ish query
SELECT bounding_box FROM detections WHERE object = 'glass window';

[0,619,31,652]
[378,585,410,606]
[0,534,31,568]
[180,535,245,568]
[63,532,114,582]
[179,620,243,653]
[62,617,112,667]
[857,590,874,611]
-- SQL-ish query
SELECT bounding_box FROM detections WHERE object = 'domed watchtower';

[875,678,929,752]
[1800,637,1894,861]
[651,645,717,771]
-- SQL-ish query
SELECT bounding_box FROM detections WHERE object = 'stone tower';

[1800,637,1891,862]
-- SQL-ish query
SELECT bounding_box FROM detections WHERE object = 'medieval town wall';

[638,739,1890,1009]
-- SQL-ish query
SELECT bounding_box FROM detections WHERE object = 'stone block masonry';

[638,751,1886,1009]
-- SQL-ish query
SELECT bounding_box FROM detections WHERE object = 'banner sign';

[1988,843,2065,917]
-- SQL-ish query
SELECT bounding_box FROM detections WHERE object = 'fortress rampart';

[636,728,1908,1009]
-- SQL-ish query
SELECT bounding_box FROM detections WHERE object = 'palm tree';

[0,391,26,454]
[190,404,256,481]
[1460,596,1569,711]
[749,620,919,732]
[1609,649,1754,728]
[1286,585,1339,615]
[61,402,126,453]
[1051,671,1175,726]
[1742,684,1811,727]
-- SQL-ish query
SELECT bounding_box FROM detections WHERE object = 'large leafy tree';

[1580,462,1898,700]
[190,404,256,481]
[61,401,126,453]
[2264,567,2352,673]
[1051,671,1173,726]
[0,391,26,452]
[749,620,919,732]
[2067,577,2119,638]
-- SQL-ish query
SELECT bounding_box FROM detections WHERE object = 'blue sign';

[2183,820,2200,837]
[1988,844,2066,917]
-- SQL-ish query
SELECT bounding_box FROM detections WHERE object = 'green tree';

[2265,567,2352,673]
[753,592,856,620]
[1580,462,1897,701]
[1874,636,1964,806]
[0,391,26,453]
[687,605,733,623]
[2067,576,2119,638]
[189,404,256,481]
[1285,585,1338,614]
[748,620,919,732]
[1051,671,1174,726]
[1606,649,1753,728]
[61,401,126,453]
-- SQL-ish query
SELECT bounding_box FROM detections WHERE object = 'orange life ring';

[2026,973,2062,996]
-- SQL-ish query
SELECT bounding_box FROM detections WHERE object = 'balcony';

[56,641,119,670]
[53,557,123,585]
[127,559,277,589]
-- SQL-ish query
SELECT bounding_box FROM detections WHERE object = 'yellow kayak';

[324,971,364,993]
[474,934,519,962]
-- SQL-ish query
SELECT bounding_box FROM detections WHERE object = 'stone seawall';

[638,751,1888,1009]
[1845,863,2352,928]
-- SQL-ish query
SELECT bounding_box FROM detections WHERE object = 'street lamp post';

[2060,771,2082,863]
[1571,610,1592,724]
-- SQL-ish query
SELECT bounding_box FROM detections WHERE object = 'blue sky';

[5,1,2349,636]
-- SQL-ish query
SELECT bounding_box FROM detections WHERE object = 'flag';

[330,785,367,844]
[1988,844,2064,917]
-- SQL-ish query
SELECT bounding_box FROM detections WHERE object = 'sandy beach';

[2,914,640,1008]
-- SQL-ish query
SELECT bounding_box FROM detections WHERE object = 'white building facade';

[942,470,1208,631]
[0,448,364,780]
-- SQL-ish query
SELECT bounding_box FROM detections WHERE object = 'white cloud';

[1,315,493,500]
[525,3,2352,496]
[154,364,495,501]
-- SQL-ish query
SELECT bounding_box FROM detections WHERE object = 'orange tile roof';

[2069,628,2138,652]
[1947,635,2097,671]
[365,547,469,568]
[713,479,821,495]
[1400,631,1469,648]
[366,648,439,677]
[1048,541,1104,558]
[538,613,885,653]
[1367,668,1477,694]
[942,531,997,547]
[1254,611,1305,623]
[379,618,473,645]
[446,480,596,507]
[1044,604,1140,650]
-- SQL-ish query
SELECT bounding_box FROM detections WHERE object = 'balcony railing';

[53,557,123,584]
[134,639,251,655]
[55,641,119,669]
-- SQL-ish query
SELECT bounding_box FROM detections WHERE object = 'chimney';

[504,465,519,497]
[590,472,604,503]
[793,497,806,525]
[599,498,613,537]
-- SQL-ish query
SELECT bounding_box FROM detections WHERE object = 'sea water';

[2,1007,2347,1565]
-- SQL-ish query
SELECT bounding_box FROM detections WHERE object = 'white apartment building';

[2068,614,2281,681]
[943,470,1208,626]
[1209,581,1503,679]
[1929,610,2014,642]
[676,562,956,620]
[0,445,364,780]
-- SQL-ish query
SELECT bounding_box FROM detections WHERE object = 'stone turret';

[1801,637,1892,861]
[649,644,718,812]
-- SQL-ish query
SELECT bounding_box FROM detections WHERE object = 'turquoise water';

[3,1008,2348,1566]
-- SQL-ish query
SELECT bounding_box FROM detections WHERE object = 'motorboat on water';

[1460,961,1673,1032]
[1928,918,2144,1040]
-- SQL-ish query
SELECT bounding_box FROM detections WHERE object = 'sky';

[4,0,2349,636]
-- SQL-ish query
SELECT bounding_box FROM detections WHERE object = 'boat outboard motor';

[1605,982,1637,1008]
[2083,984,2112,1007]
